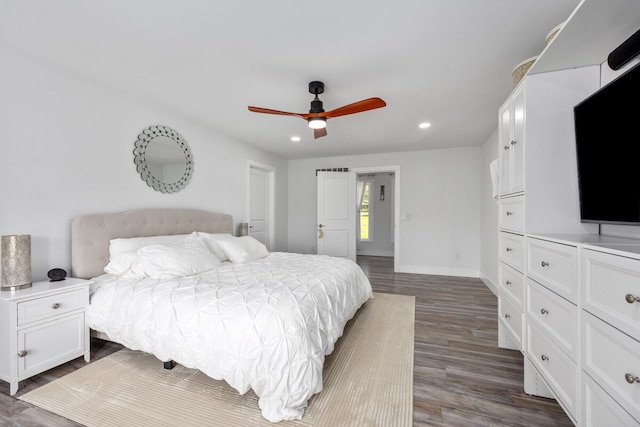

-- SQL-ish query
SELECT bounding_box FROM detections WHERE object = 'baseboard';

[356,250,394,257]
[479,274,499,297]
[397,264,479,278]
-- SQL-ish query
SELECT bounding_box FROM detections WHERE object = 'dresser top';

[529,233,640,259]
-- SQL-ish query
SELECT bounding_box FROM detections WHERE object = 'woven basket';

[545,21,566,45]
[512,56,538,88]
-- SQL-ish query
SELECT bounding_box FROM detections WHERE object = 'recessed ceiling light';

[291,136,301,142]
[419,122,431,129]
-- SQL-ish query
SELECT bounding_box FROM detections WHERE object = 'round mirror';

[133,125,193,193]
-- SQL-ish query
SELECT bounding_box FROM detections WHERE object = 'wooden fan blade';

[248,106,306,119]
[314,128,328,139]
[323,97,386,118]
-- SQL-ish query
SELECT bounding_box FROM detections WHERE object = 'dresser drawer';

[17,288,87,326]
[500,232,525,272]
[583,312,640,422]
[583,374,639,427]
[582,249,640,340]
[527,279,578,360]
[499,262,524,308]
[499,295,523,349]
[527,238,577,303]
[527,323,578,418]
[499,196,524,233]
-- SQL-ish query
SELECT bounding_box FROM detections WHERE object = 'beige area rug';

[20,292,414,426]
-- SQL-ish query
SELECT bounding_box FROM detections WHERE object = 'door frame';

[352,165,400,272]
[246,159,276,250]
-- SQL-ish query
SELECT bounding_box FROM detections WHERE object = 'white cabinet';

[0,278,91,395]
[499,85,525,197]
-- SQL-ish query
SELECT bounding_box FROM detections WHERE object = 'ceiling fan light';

[308,117,327,129]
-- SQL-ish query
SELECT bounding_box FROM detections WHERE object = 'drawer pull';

[505,280,512,286]
[504,145,510,150]
[17,350,28,358]
[504,313,511,319]
[540,308,549,315]
[510,140,517,146]
[505,247,512,252]
[625,373,640,384]
[541,261,549,267]
[625,294,640,304]
[51,303,61,309]
[505,211,513,216]
[541,354,549,362]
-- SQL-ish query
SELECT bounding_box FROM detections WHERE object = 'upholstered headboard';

[71,208,234,279]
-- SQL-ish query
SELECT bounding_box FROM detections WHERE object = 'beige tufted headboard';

[71,208,233,279]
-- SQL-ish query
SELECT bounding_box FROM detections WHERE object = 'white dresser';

[517,234,640,426]
[0,278,91,395]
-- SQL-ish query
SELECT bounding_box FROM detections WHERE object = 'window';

[358,179,373,241]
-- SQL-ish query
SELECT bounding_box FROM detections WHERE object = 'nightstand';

[0,278,91,395]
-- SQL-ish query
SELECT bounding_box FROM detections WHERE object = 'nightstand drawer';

[18,288,87,326]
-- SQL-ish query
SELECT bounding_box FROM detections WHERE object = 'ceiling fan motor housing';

[308,81,325,113]
[308,81,324,95]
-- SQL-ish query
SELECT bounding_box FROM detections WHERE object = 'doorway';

[247,160,275,250]
[352,166,400,272]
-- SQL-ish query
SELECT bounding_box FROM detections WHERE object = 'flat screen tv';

[574,61,640,225]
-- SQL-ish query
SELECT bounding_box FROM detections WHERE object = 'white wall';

[288,147,482,277]
[0,46,288,282]
[480,129,499,296]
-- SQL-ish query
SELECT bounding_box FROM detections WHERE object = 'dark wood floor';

[1,256,573,426]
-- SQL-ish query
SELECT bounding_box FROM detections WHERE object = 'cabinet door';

[499,102,512,196]
[510,87,525,193]
[17,313,85,378]
[498,86,525,196]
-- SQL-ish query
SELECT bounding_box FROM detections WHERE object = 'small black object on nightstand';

[47,268,67,282]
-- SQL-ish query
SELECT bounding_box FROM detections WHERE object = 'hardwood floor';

[0,256,573,426]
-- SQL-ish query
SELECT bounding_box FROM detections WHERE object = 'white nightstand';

[0,278,91,395]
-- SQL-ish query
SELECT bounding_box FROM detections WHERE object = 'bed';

[70,208,373,423]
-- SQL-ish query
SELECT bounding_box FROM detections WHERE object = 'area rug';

[20,292,414,426]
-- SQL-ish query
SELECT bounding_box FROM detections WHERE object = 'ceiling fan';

[247,81,386,139]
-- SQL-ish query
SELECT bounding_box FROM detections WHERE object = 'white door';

[316,171,356,261]
[249,166,268,245]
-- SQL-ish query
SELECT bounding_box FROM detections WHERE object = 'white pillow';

[136,236,221,278]
[197,232,235,262]
[109,233,190,260]
[216,236,269,264]
[104,233,220,278]
[104,251,141,277]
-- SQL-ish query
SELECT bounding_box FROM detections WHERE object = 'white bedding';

[87,252,373,422]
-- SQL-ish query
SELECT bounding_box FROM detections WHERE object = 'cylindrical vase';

[1,234,32,291]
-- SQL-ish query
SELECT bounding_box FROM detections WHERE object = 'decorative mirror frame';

[133,125,194,193]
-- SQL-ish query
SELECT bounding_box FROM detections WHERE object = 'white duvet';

[87,252,373,422]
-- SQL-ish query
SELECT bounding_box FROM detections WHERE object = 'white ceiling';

[0,0,582,159]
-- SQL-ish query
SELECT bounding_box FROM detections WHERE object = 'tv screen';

[574,62,640,225]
